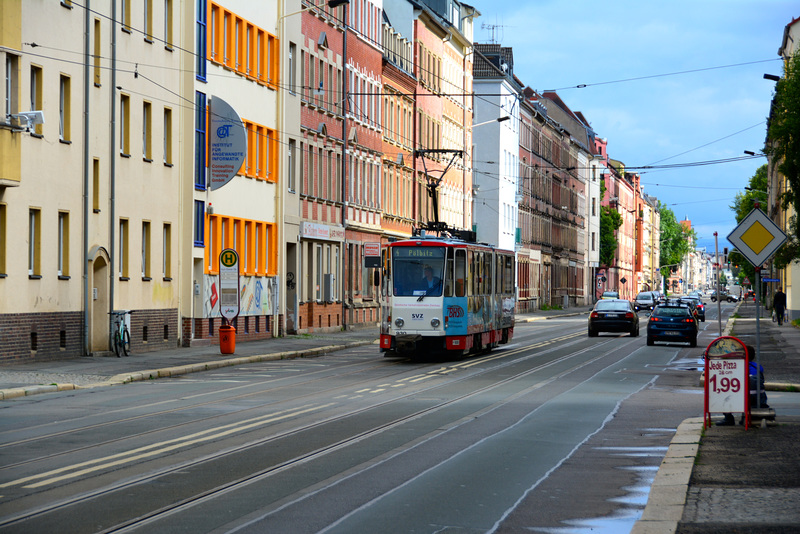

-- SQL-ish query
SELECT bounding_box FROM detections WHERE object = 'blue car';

[647,302,698,347]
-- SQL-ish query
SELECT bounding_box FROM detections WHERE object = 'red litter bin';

[219,325,236,355]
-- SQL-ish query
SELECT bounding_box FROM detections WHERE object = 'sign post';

[727,207,787,408]
[704,336,749,429]
[218,249,239,355]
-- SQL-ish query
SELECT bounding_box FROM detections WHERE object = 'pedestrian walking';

[773,286,787,326]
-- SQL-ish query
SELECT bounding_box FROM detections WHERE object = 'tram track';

[0,327,586,468]
[0,330,631,532]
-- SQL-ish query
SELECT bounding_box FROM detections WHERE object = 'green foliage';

[659,202,695,278]
[598,176,623,268]
[765,51,800,266]
[729,165,769,282]
[540,304,563,311]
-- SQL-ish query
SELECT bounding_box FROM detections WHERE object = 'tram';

[379,230,516,358]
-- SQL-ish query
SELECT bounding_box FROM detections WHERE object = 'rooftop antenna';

[481,22,506,44]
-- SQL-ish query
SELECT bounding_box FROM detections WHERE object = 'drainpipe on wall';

[109,1,117,347]
[82,1,91,355]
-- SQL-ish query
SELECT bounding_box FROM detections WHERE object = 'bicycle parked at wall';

[109,310,133,357]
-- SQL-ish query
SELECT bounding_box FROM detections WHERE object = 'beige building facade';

[1,0,189,361]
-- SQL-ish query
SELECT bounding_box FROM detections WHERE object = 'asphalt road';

[0,305,730,533]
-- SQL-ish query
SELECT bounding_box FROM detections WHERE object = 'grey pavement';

[3,301,799,534]
[636,298,800,534]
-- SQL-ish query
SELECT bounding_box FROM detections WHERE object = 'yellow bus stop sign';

[727,207,787,267]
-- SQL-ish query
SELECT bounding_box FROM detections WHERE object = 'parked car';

[588,299,640,337]
[710,290,738,303]
[647,301,699,347]
[634,291,657,311]
[679,295,706,322]
[601,291,620,300]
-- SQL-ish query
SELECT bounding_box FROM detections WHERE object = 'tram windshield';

[392,246,445,297]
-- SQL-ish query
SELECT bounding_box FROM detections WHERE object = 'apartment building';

[188,1,283,346]
[1,0,188,361]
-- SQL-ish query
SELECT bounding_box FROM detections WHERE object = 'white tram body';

[379,235,516,357]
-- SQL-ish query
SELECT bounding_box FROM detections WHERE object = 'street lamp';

[472,116,510,128]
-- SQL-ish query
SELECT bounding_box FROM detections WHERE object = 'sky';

[471,0,798,252]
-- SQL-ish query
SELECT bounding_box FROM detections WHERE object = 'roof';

[473,43,515,80]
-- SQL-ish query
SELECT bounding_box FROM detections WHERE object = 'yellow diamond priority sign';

[727,208,787,267]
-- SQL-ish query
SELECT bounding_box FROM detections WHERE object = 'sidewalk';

[636,299,800,533]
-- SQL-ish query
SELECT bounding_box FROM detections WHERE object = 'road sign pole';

[755,267,762,408]
[714,232,722,337]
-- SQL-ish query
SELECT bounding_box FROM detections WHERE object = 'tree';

[765,51,800,268]
[659,202,695,279]
[599,178,622,268]
[729,164,768,285]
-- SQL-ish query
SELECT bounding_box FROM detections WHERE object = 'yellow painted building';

[1,0,189,359]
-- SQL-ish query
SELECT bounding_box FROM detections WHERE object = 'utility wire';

[549,58,782,91]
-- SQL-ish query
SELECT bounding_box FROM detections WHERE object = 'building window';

[289,43,296,94]
[163,108,172,165]
[196,0,207,80]
[143,101,152,161]
[163,223,172,279]
[241,120,278,181]
[93,158,100,212]
[164,0,173,49]
[59,75,71,142]
[208,2,279,88]
[58,212,70,278]
[288,139,296,192]
[121,0,131,32]
[30,65,43,135]
[195,91,206,189]
[119,219,129,279]
[120,93,130,155]
[315,244,322,301]
[144,0,153,42]
[205,215,276,275]
[94,19,101,86]
[194,201,205,247]
[141,221,151,279]
[5,54,19,120]
[29,209,41,277]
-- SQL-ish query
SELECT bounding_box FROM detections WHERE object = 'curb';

[0,339,376,401]
[631,416,704,534]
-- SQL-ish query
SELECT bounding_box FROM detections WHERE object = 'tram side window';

[476,252,483,295]
[504,255,514,293]
[455,249,466,297]
[494,254,505,293]
[444,250,453,297]
[468,251,474,296]
[485,253,492,294]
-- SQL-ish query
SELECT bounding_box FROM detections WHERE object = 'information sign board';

[703,336,749,429]
[219,248,240,321]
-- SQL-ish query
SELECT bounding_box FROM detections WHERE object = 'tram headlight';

[430,317,440,328]
[395,317,405,328]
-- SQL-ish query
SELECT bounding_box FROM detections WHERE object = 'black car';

[679,296,705,322]
[588,299,640,337]
[647,302,699,347]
